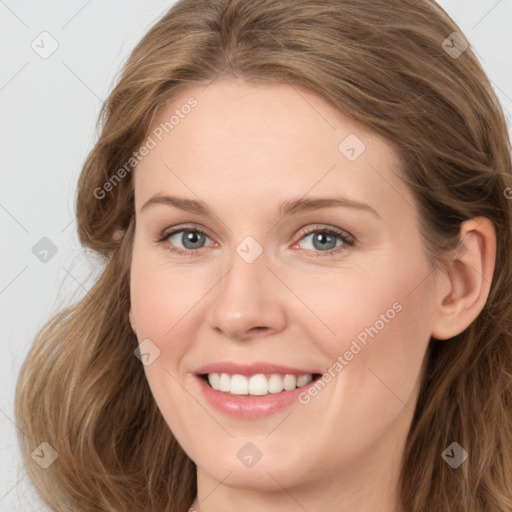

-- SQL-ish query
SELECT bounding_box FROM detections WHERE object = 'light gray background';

[1,1,511,510]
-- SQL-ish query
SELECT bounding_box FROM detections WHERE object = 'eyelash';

[155,223,355,258]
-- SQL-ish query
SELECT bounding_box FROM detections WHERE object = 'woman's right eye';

[157,227,214,256]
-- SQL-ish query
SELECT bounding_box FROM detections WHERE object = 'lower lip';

[195,375,316,419]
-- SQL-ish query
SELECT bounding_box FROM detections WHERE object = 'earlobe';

[112,227,125,243]
[430,217,496,340]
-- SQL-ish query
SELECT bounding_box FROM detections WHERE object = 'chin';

[191,439,313,492]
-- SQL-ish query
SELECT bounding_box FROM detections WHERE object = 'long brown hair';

[15,0,512,510]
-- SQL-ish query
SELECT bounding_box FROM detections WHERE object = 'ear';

[112,227,125,243]
[129,305,137,336]
[430,217,496,340]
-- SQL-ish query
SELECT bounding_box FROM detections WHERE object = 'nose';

[206,243,287,341]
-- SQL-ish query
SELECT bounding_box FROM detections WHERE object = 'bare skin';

[128,78,496,512]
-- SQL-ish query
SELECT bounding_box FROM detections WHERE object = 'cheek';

[285,260,433,467]
[296,266,427,358]
[129,245,200,440]
[302,248,433,402]
[129,244,207,339]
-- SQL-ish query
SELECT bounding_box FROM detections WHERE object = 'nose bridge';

[219,235,269,310]
[207,234,285,339]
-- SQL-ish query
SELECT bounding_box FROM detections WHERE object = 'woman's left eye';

[156,224,355,257]
[295,226,355,257]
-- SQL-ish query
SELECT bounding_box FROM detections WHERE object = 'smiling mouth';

[200,372,322,396]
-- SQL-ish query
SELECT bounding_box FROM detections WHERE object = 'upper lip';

[195,361,319,376]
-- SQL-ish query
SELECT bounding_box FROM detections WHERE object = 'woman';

[15,0,512,510]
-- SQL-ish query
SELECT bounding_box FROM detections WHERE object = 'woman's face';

[128,78,440,503]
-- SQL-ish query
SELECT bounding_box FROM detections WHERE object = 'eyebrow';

[140,194,380,219]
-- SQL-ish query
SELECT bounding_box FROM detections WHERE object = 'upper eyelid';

[160,223,214,240]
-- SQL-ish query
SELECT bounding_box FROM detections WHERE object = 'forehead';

[134,78,413,222]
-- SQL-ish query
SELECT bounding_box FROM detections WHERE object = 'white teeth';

[297,374,313,387]
[230,374,249,395]
[219,373,231,392]
[282,374,296,391]
[248,374,268,396]
[268,374,283,393]
[206,372,314,395]
[209,372,220,390]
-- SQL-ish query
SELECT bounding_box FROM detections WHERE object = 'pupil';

[314,233,335,250]
[184,231,203,249]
